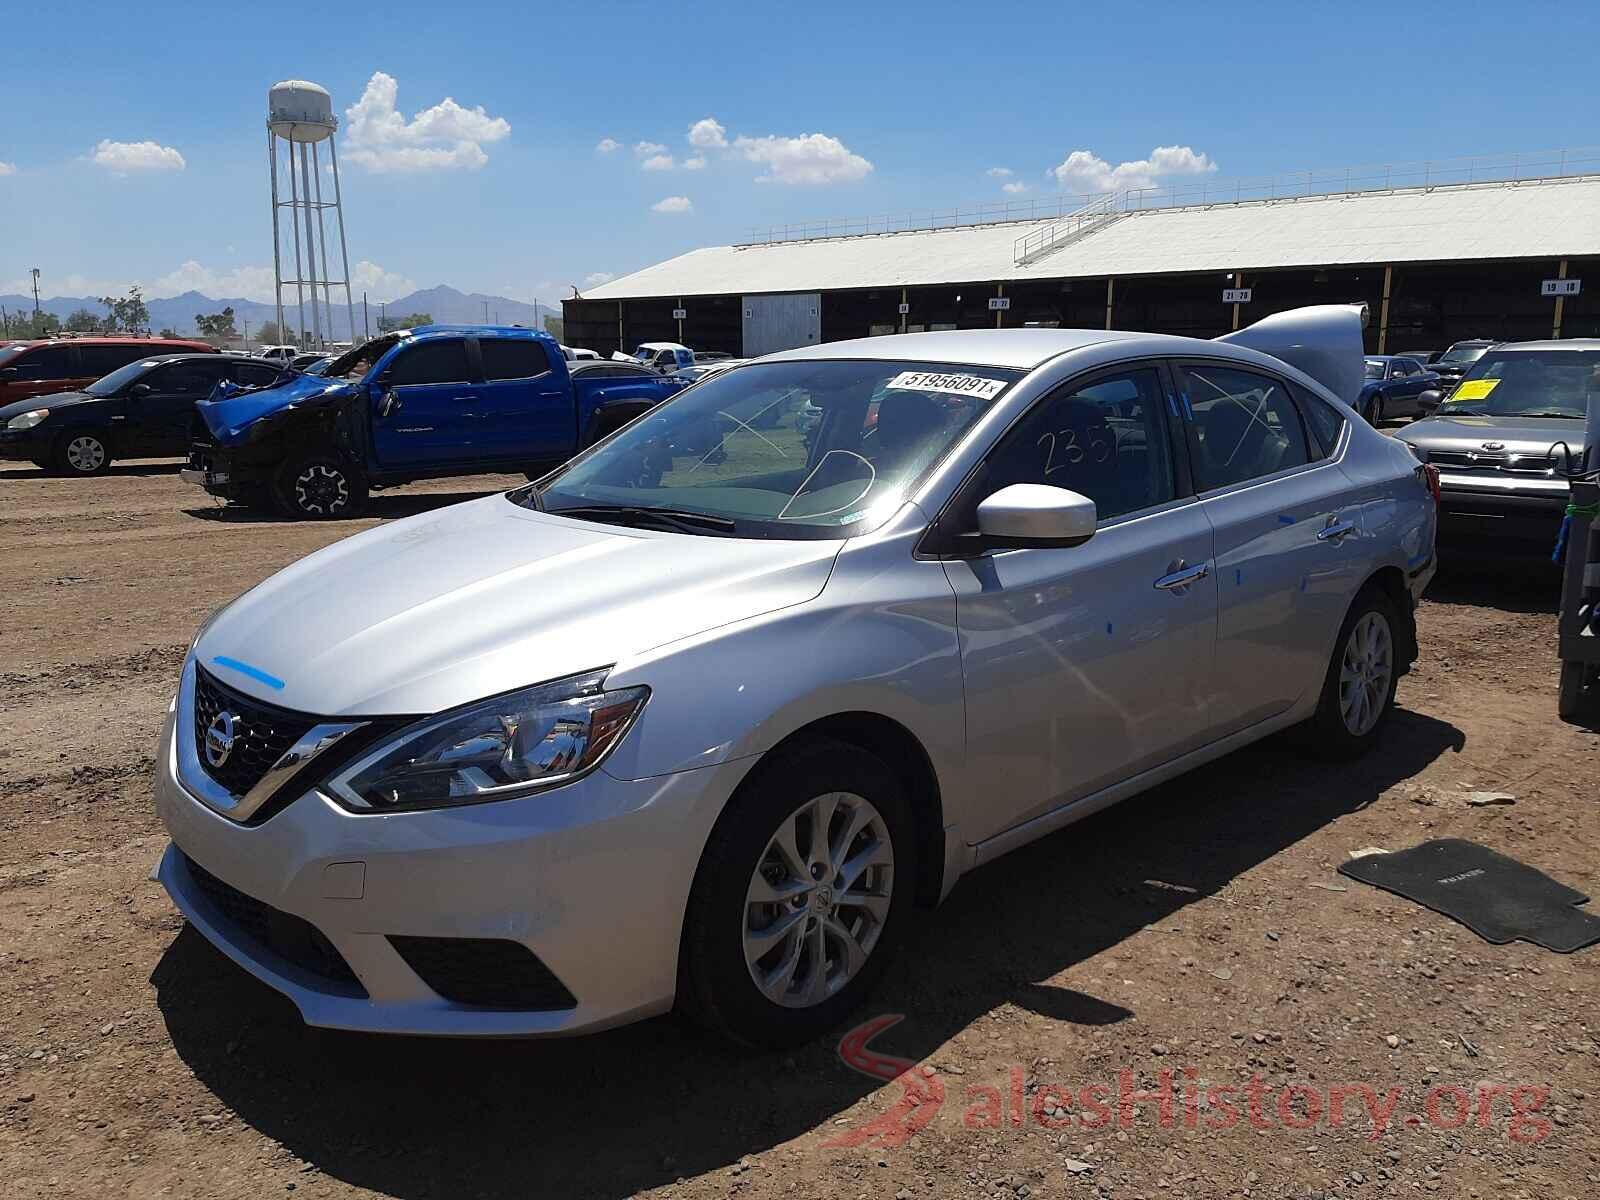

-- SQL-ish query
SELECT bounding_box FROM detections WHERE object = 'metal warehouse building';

[563,154,1600,358]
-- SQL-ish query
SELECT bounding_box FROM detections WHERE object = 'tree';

[542,314,565,342]
[194,307,237,340]
[158,327,179,339]
[257,321,284,345]
[65,307,103,333]
[376,311,432,333]
[98,286,150,334]
[3,310,60,337]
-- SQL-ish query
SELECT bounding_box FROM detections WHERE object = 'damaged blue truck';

[182,325,684,518]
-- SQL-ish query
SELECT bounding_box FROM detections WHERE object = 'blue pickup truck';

[183,325,684,518]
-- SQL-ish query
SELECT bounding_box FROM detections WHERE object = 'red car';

[0,337,216,408]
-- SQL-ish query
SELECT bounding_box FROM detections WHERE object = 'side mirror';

[0,367,17,380]
[128,383,153,399]
[1418,389,1442,412]
[976,483,1097,549]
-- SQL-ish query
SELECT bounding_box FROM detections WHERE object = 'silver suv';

[153,307,1437,1046]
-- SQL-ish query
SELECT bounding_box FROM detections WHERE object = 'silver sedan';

[152,306,1437,1046]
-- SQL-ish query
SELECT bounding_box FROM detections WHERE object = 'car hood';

[1395,413,1587,458]
[0,390,95,421]
[196,373,358,446]
[196,493,843,715]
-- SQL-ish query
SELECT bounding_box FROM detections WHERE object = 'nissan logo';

[204,711,238,768]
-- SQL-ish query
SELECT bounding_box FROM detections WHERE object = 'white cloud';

[641,153,675,171]
[687,118,728,149]
[683,155,707,171]
[349,260,418,302]
[148,261,277,302]
[987,166,1014,178]
[1049,144,1216,194]
[651,195,693,214]
[91,139,186,173]
[0,161,15,177]
[584,271,616,286]
[1002,181,1028,194]
[343,71,510,172]
[733,132,873,186]
[595,137,621,153]
[634,140,667,156]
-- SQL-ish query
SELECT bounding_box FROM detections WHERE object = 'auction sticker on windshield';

[1452,379,1500,402]
[885,371,1008,400]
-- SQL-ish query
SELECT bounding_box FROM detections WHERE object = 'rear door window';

[147,360,229,395]
[10,345,74,380]
[480,338,553,381]
[387,339,470,386]
[1178,364,1312,490]
[79,344,148,377]
[232,362,284,388]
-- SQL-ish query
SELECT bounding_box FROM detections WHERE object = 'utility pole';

[30,268,42,330]
[483,300,490,322]
[242,318,250,350]
[379,300,386,331]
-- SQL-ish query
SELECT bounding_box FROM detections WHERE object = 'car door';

[473,336,571,463]
[1175,360,1365,736]
[126,359,229,455]
[940,363,1218,845]
[369,337,476,468]
[2,343,77,403]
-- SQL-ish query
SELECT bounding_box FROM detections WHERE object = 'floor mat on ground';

[1338,838,1600,952]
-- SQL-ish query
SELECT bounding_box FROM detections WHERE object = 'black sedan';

[0,353,289,476]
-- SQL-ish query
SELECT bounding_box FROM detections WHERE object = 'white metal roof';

[582,177,1600,301]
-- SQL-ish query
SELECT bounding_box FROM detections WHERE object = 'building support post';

[1553,259,1569,340]
[1232,272,1244,331]
[1378,265,1394,354]
[900,286,908,334]
[617,301,624,355]
[1105,277,1116,330]
[995,281,1004,329]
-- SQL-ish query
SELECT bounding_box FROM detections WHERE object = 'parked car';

[560,345,601,361]
[255,345,299,363]
[1399,349,1443,364]
[0,353,287,475]
[672,358,748,384]
[1396,340,1597,555]
[630,341,696,373]
[181,325,686,519]
[290,352,332,372]
[1357,355,1441,424]
[0,336,215,411]
[1430,339,1497,391]
[152,305,1436,1045]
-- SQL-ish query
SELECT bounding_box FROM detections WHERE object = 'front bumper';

[153,700,747,1036]
[182,444,235,498]
[0,426,50,461]
[1435,476,1570,550]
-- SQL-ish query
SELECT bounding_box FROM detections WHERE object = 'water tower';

[267,81,355,349]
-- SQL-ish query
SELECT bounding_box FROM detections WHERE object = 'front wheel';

[678,739,915,1048]
[273,454,368,520]
[1558,661,1596,723]
[1364,393,1385,426]
[1300,587,1401,759]
[53,431,112,476]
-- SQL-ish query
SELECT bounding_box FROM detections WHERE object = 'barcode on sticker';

[885,371,1006,400]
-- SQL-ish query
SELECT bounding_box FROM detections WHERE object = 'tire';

[1558,661,1595,722]
[1300,585,1402,759]
[678,738,916,1049]
[52,431,112,477]
[272,454,367,520]
[1364,393,1385,426]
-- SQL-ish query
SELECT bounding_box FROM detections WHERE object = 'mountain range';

[0,284,566,341]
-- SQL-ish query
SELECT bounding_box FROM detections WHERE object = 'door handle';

[1153,561,1210,591]
[450,395,478,403]
[1317,520,1356,543]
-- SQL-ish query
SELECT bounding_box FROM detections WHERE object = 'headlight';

[6,409,48,430]
[326,669,649,812]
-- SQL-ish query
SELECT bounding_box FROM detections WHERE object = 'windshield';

[85,358,162,396]
[1438,350,1600,417]
[1440,342,1491,365]
[1364,359,1385,380]
[517,359,1021,538]
[322,335,398,382]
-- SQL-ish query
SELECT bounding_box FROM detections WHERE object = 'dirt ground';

[1,458,1597,1200]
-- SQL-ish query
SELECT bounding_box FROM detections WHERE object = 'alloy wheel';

[743,791,894,1009]
[1339,611,1393,736]
[66,436,106,473]
[294,464,349,515]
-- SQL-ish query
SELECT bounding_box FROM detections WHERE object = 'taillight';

[1419,463,1441,505]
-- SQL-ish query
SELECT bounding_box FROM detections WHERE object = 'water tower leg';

[299,141,322,348]
[311,144,336,341]
[268,129,286,348]
[329,135,356,347]
[287,140,307,346]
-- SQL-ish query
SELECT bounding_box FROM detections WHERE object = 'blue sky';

[3,0,1597,307]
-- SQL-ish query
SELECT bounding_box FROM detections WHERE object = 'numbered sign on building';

[1541,279,1582,297]
[671,308,687,320]
[897,303,910,315]
[1223,288,1253,304]
[988,297,1011,311]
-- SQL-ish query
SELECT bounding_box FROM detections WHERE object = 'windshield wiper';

[545,504,738,535]
[1438,407,1486,416]
[1516,411,1586,419]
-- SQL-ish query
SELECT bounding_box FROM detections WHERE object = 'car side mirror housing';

[128,383,152,399]
[976,483,1097,550]
[0,367,17,380]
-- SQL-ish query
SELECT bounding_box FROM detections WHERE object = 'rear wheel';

[678,739,914,1048]
[1364,392,1385,426]
[1300,586,1400,759]
[53,431,112,476]
[273,454,367,520]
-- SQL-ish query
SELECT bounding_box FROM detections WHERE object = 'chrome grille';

[192,665,317,797]
[1427,449,1557,476]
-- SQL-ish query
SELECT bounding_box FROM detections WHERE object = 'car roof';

[1489,339,1600,353]
[762,328,1164,370]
